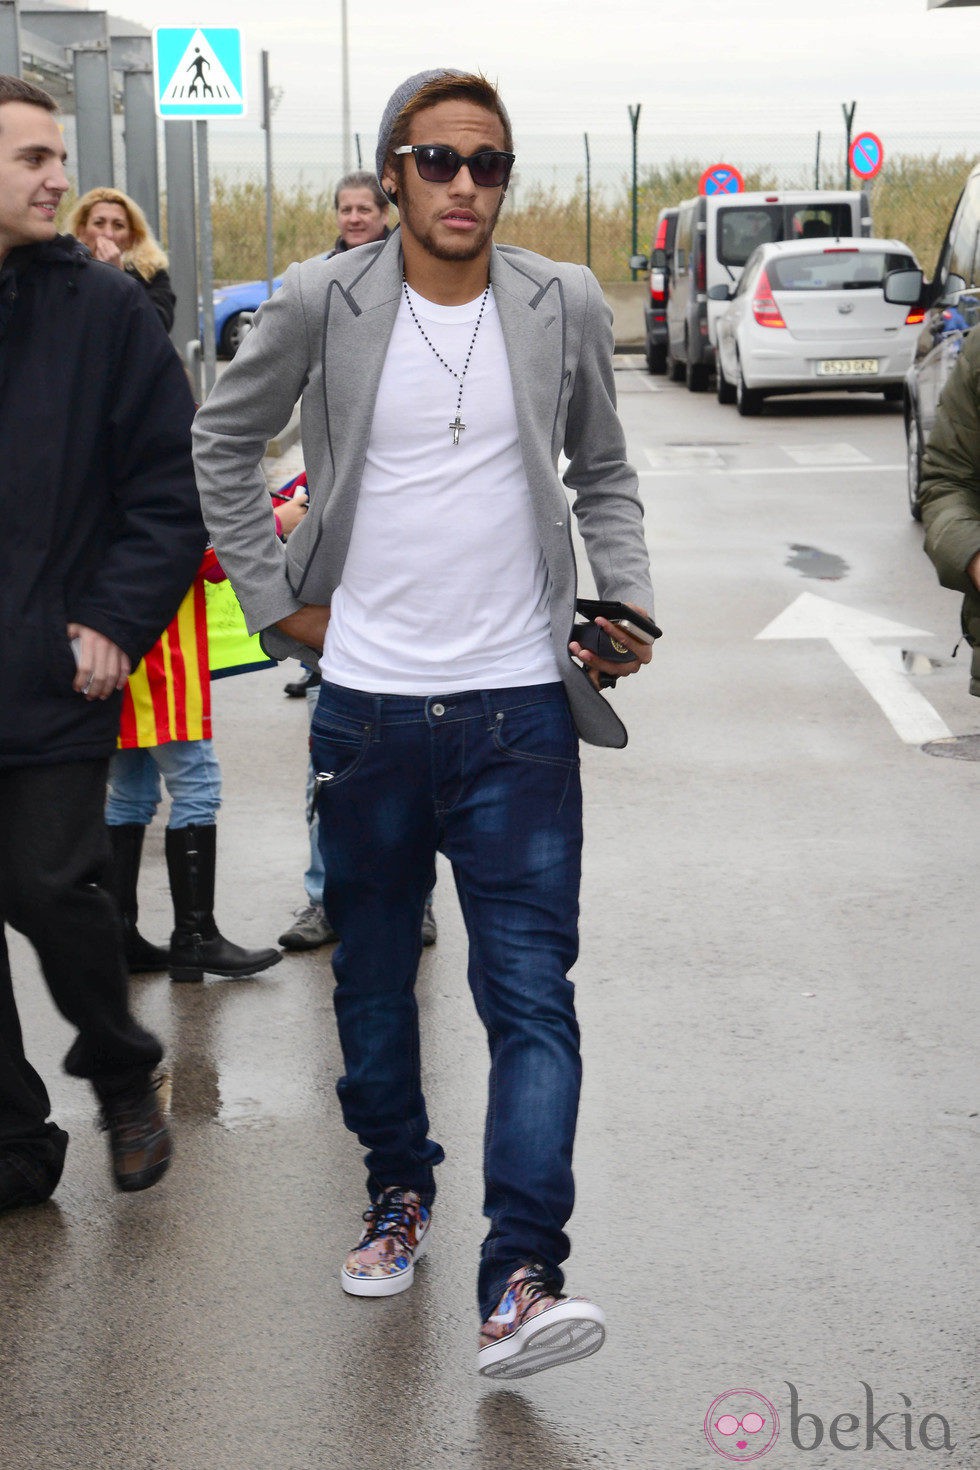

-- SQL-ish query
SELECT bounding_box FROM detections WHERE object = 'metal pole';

[261,50,274,300]
[355,132,362,169]
[123,69,159,236]
[0,0,22,77]
[583,131,591,271]
[628,104,641,279]
[815,130,822,190]
[340,0,351,174]
[197,120,217,398]
[164,120,197,370]
[73,44,114,192]
[842,101,857,190]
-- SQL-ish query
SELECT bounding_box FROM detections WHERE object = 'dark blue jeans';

[311,680,583,1319]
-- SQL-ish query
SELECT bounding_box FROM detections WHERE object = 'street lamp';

[340,0,350,174]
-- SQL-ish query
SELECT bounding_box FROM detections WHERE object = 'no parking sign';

[698,163,744,196]
[849,132,884,181]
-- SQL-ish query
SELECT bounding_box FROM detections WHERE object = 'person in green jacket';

[920,325,980,696]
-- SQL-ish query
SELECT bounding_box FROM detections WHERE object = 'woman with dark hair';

[68,186,175,330]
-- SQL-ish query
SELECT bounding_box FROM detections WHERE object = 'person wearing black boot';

[106,535,291,984]
[107,823,170,973]
[166,824,280,983]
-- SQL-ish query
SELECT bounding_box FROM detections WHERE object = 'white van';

[665,189,872,390]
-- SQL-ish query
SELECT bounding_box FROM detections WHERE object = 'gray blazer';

[192,231,654,748]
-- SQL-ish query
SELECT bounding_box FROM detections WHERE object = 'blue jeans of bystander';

[105,740,222,830]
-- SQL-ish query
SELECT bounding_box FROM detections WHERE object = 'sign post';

[153,27,246,397]
[842,101,857,188]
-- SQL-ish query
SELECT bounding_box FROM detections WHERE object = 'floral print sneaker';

[340,1187,430,1298]
[477,1263,606,1379]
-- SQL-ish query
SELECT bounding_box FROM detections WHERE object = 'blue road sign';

[153,28,246,120]
[849,132,884,181]
[699,163,745,197]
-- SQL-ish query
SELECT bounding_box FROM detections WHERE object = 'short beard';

[397,187,505,264]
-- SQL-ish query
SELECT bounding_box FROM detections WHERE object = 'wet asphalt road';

[1,368,977,1470]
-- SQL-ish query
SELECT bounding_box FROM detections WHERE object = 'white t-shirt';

[320,285,559,694]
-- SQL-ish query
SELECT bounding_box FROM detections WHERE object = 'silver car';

[712,237,923,416]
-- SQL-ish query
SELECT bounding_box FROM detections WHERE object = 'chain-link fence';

[155,123,980,285]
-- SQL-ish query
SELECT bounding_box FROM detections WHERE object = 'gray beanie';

[375,68,511,202]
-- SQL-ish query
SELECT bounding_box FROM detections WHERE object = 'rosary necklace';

[402,277,490,445]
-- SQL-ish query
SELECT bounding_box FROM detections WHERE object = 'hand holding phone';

[574,599,662,645]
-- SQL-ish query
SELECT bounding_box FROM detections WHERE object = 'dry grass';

[60,151,978,284]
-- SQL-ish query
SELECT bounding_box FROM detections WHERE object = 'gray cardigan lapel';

[491,247,567,467]
[320,234,404,484]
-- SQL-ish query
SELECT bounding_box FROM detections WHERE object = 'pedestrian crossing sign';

[153,27,246,119]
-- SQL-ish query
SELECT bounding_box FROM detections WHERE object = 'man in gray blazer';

[193,69,654,1380]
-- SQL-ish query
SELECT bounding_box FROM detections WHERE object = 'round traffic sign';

[699,163,744,197]
[849,132,884,181]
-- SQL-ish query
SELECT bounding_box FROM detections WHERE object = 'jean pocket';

[310,709,371,791]
[490,698,579,769]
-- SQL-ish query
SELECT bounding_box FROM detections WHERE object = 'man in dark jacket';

[920,325,980,696]
[0,76,207,1210]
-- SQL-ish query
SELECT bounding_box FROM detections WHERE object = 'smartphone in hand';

[574,599,662,645]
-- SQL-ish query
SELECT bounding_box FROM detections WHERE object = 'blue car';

[210,255,331,357]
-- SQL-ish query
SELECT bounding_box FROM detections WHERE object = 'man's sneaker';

[477,1264,606,1379]
[278,902,337,951]
[0,1124,69,1213]
[421,900,437,947]
[98,1075,172,1193]
[340,1187,430,1297]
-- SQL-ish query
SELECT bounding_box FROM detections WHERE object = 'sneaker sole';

[477,1299,606,1379]
[278,933,336,951]
[340,1231,428,1298]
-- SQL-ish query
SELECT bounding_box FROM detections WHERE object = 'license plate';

[816,358,879,376]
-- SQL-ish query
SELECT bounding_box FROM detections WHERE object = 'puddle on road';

[786,543,850,580]
[922,734,980,762]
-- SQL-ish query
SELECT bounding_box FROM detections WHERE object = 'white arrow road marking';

[757,592,952,745]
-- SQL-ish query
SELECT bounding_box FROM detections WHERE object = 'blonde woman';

[68,186,175,330]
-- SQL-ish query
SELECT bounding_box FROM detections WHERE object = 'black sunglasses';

[393,144,515,189]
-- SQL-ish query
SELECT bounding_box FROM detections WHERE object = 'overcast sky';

[111,0,980,139]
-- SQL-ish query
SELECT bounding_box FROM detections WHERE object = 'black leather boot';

[106,823,170,974]
[165,825,281,983]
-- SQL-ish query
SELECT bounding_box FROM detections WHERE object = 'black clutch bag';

[572,599,662,689]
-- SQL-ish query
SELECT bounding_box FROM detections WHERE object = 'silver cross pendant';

[449,415,465,445]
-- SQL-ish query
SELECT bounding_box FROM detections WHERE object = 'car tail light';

[655,217,669,250]
[696,250,706,292]
[905,307,925,326]
[752,269,786,328]
[650,269,666,307]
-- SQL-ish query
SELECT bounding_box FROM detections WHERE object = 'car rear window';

[718,208,783,267]
[767,251,915,291]
[717,203,859,267]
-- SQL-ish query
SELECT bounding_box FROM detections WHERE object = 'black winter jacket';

[125,263,176,332]
[0,234,206,769]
